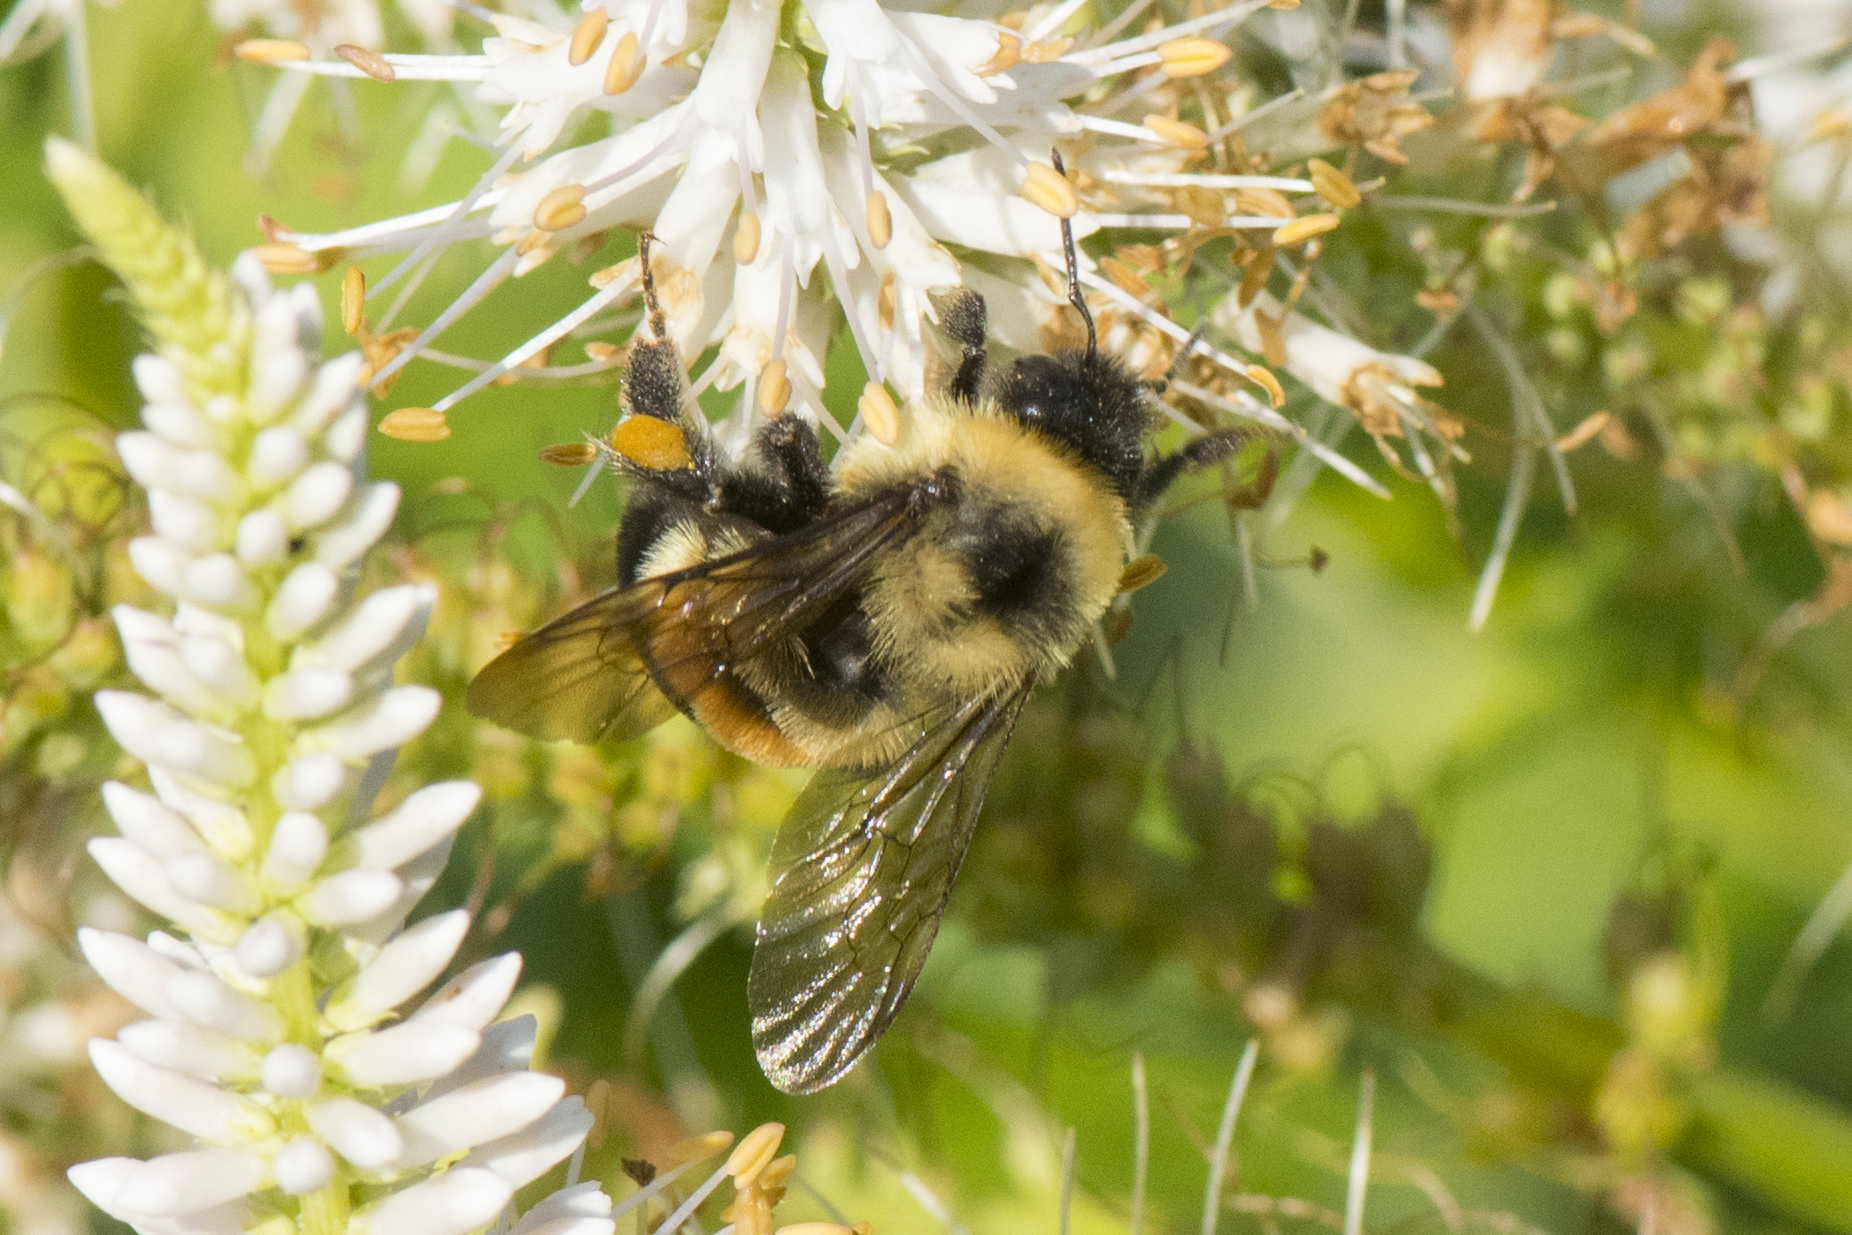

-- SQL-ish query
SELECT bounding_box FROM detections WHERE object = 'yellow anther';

[604,31,644,95]
[1236,248,1274,308]
[726,1123,786,1187]
[1021,159,1079,219]
[534,183,588,232]
[735,210,762,264]
[378,407,450,442]
[1245,363,1286,408]
[1307,158,1361,209]
[250,243,324,274]
[758,359,792,416]
[1271,213,1340,246]
[859,381,901,446]
[1156,36,1230,78]
[1234,187,1294,219]
[569,7,609,66]
[235,38,311,63]
[866,191,892,250]
[341,266,365,337]
[977,32,1021,75]
[1117,554,1167,594]
[877,272,896,331]
[1142,114,1210,150]
[540,441,600,465]
[334,43,396,82]
[665,1130,735,1167]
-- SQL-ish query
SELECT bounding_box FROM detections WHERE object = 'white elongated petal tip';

[351,1168,514,1235]
[114,1148,271,1217]
[297,868,405,926]
[328,909,472,1031]
[89,1039,274,1143]
[415,952,523,1029]
[354,781,482,870]
[308,1096,405,1170]
[326,1019,482,1087]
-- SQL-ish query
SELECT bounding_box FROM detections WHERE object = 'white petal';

[349,1167,513,1235]
[260,1043,322,1098]
[316,481,401,569]
[113,607,232,721]
[264,666,355,721]
[101,781,204,860]
[326,1019,482,1086]
[114,1148,271,1216]
[86,837,233,939]
[414,953,523,1030]
[178,633,261,710]
[273,753,348,810]
[458,1095,593,1187]
[398,1072,566,1163]
[77,928,186,1020]
[165,969,284,1044]
[133,354,188,407]
[116,431,183,492]
[261,811,329,889]
[88,1040,275,1142]
[293,353,365,437]
[285,461,356,531]
[352,782,482,870]
[307,1096,405,1169]
[297,869,405,926]
[69,1157,255,1235]
[247,426,311,489]
[308,686,442,760]
[117,1018,259,1081]
[183,553,259,612]
[326,909,471,1031]
[274,1137,337,1195]
[422,1016,536,1100]
[143,400,216,448]
[296,584,433,675]
[325,404,368,463]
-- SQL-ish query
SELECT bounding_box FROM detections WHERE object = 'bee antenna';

[638,230,669,342]
[1049,148,1096,361]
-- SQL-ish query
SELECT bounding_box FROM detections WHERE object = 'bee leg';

[1135,425,1268,511]
[940,288,989,405]
[713,412,832,534]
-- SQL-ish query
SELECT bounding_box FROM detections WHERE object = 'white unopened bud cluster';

[41,146,616,1235]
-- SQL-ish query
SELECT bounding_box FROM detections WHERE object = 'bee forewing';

[747,681,1033,1093]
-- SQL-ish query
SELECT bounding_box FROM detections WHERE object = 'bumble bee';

[468,185,1258,1094]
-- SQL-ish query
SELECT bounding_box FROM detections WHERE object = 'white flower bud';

[143,401,215,449]
[309,685,441,760]
[184,553,258,612]
[229,250,273,307]
[326,1019,482,1086]
[261,1043,323,1097]
[235,508,290,565]
[398,1072,565,1165]
[203,392,239,423]
[118,1018,259,1080]
[349,1167,513,1235]
[288,281,322,353]
[101,781,204,860]
[247,426,310,489]
[274,1137,337,1195]
[307,1096,404,1169]
[148,491,222,554]
[89,1040,275,1142]
[177,794,255,862]
[316,482,401,569]
[96,691,241,785]
[115,608,232,721]
[459,1096,594,1187]
[285,461,355,531]
[267,562,340,641]
[236,914,303,977]
[297,869,405,926]
[352,782,482,870]
[327,910,471,1032]
[166,969,284,1044]
[264,666,355,721]
[117,431,183,491]
[513,1180,612,1231]
[293,353,364,436]
[249,350,309,426]
[128,535,189,595]
[414,953,522,1030]
[273,753,348,810]
[298,585,432,675]
[87,837,233,939]
[180,631,261,709]
[133,354,188,407]
[114,1147,271,1216]
[324,403,367,462]
[172,446,242,503]
[262,811,329,889]
[77,928,186,1020]
[68,1159,253,1235]
[165,851,261,914]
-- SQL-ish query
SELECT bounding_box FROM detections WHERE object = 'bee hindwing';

[748,681,1033,1093]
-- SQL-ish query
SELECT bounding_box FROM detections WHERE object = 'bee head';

[987,349,1149,500]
